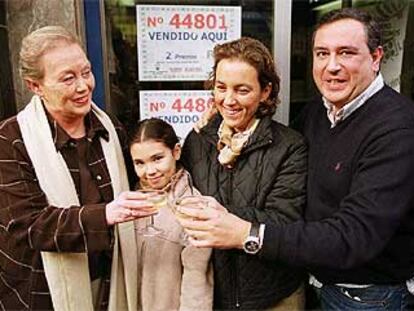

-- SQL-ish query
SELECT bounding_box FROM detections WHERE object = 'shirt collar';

[323,74,384,128]
[44,107,109,151]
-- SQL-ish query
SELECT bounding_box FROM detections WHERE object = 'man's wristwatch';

[243,223,265,254]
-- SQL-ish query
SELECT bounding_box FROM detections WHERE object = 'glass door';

[102,0,275,132]
[0,0,16,121]
[290,0,414,123]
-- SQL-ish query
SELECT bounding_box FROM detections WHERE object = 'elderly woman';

[179,37,307,310]
[0,26,155,311]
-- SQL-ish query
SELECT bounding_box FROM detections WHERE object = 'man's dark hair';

[313,8,382,53]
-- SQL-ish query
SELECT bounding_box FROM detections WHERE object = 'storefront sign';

[137,5,241,81]
[139,90,214,140]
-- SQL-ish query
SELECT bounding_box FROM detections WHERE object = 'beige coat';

[134,170,213,311]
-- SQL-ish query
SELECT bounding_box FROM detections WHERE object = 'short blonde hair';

[19,25,82,81]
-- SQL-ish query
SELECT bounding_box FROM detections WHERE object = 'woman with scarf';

[0,26,155,311]
[178,37,308,310]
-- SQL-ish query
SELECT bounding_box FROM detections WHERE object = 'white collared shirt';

[323,74,384,128]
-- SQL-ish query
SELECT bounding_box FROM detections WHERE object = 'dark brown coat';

[0,111,132,310]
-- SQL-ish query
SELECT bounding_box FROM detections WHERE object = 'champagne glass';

[171,170,194,198]
[168,170,194,245]
[171,195,210,245]
[172,195,209,219]
[135,189,167,237]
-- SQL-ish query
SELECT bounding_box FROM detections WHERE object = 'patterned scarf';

[217,118,260,168]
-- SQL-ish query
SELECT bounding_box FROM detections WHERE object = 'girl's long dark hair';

[129,118,179,150]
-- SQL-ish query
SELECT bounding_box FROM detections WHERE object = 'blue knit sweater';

[262,85,414,284]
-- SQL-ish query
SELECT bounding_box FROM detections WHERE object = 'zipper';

[235,254,240,308]
[227,170,241,309]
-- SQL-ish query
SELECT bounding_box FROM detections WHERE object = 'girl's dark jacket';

[181,114,307,310]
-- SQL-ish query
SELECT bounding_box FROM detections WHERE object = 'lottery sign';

[137,5,241,81]
[139,90,214,140]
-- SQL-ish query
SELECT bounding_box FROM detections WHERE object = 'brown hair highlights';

[206,37,280,117]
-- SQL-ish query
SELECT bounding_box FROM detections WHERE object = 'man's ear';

[372,46,384,73]
[25,79,43,97]
[173,143,182,161]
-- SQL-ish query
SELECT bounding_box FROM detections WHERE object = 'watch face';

[245,240,259,253]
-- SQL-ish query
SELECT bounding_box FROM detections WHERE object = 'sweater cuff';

[80,203,113,252]
[259,224,282,261]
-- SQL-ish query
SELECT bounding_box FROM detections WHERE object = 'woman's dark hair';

[313,8,382,53]
[205,36,280,117]
[129,118,179,150]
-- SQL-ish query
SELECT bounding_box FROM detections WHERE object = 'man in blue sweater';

[178,7,414,311]
[271,8,414,310]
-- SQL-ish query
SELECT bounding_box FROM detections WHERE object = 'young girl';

[129,118,213,311]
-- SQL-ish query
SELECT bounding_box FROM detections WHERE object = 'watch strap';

[250,222,260,238]
[258,223,265,248]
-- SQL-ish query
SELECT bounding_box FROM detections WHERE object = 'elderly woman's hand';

[177,196,251,249]
[105,191,157,225]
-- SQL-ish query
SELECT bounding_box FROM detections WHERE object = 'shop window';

[104,0,274,133]
[0,1,16,121]
[290,0,414,123]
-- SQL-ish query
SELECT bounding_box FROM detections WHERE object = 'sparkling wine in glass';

[169,170,197,245]
[171,195,209,245]
[135,189,167,237]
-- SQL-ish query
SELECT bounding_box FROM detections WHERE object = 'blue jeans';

[320,284,410,310]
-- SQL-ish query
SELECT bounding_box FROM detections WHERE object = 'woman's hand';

[177,196,251,249]
[105,191,157,225]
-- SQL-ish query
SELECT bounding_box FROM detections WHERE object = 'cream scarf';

[17,95,137,311]
[217,118,260,168]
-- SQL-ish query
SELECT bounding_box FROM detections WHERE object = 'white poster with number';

[137,5,241,81]
[139,90,214,141]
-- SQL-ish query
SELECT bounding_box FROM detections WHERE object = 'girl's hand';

[105,191,157,225]
[177,196,251,249]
